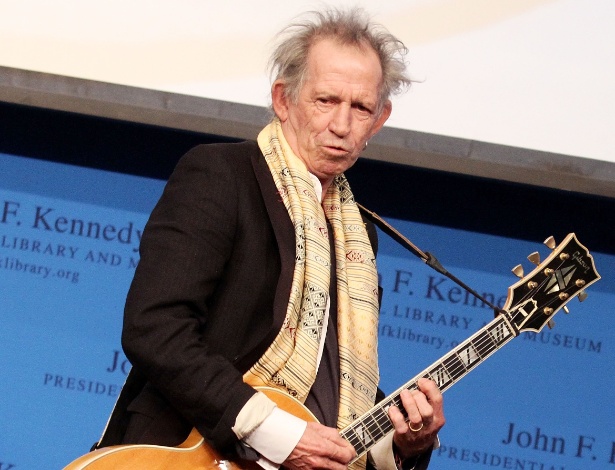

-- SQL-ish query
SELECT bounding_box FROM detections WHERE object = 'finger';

[417,378,444,421]
[387,401,412,435]
[417,377,442,402]
[329,439,357,464]
[409,389,434,424]
[399,389,425,428]
[286,424,356,470]
[319,425,357,463]
[287,453,348,470]
[325,429,356,452]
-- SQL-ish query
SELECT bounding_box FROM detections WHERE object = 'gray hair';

[269,7,412,113]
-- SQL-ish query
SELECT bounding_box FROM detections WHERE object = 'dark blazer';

[101,141,298,454]
[98,140,431,469]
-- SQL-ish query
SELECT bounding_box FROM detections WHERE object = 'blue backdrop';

[1,152,612,469]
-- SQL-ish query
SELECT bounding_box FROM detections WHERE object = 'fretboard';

[342,314,517,460]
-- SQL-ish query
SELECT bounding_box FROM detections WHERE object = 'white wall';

[2,0,613,162]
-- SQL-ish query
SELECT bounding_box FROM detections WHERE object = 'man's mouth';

[322,143,351,155]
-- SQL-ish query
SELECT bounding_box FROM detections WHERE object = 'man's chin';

[317,163,356,181]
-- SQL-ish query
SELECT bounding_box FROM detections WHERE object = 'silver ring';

[408,421,424,432]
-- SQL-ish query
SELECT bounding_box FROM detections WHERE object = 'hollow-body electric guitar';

[63,233,601,470]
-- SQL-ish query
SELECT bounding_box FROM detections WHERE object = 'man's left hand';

[387,377,445,459]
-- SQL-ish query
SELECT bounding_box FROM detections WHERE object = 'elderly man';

[96,7,444,470]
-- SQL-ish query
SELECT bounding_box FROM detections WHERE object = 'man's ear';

[370,100,392,138]
[271,80,290,121]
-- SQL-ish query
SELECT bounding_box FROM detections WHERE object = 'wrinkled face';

[272,38,391,188]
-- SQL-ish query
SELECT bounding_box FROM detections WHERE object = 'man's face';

[272,38,391,187]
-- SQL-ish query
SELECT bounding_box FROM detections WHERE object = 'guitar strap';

[357,203,502,317]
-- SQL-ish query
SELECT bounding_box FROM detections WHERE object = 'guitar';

[63,233,601,470]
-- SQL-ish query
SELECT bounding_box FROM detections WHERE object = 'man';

[98,8,444,470]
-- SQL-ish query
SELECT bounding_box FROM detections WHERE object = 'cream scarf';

[244,119,380,467]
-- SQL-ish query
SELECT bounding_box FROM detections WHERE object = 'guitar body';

[62,428,235,470]
[63,387,317,470]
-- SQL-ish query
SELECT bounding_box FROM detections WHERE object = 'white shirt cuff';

[369,433,397,470]
[244,406,307,464]
[369,433,441,470]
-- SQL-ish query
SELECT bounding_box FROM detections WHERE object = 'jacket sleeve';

[121,145,258,453]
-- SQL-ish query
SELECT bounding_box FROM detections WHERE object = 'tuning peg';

[563,306,570,314]
[527,251,541,266]
[512,264,524,278]
[543,236,556,249]
[547,320,556,329]
[578,291,588,302]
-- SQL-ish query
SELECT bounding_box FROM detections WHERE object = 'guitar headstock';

[504,233,600,333]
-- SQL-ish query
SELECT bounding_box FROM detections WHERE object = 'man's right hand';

[283,422,356,470]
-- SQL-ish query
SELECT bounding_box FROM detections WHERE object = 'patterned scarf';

[244,119,379,468]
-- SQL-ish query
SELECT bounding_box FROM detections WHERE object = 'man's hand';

[283,421,356,470]
[388,378,445,459]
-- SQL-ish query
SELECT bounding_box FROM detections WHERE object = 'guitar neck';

[341,313,517,459]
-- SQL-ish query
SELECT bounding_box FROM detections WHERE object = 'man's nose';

[328,104,351,137]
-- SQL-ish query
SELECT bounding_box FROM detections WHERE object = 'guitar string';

[437,258,583,385]
[344,257,585,451]
[347,277,578,449]
[346,289,577,450]
[344,322,510,449]
[346,314,517,445]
